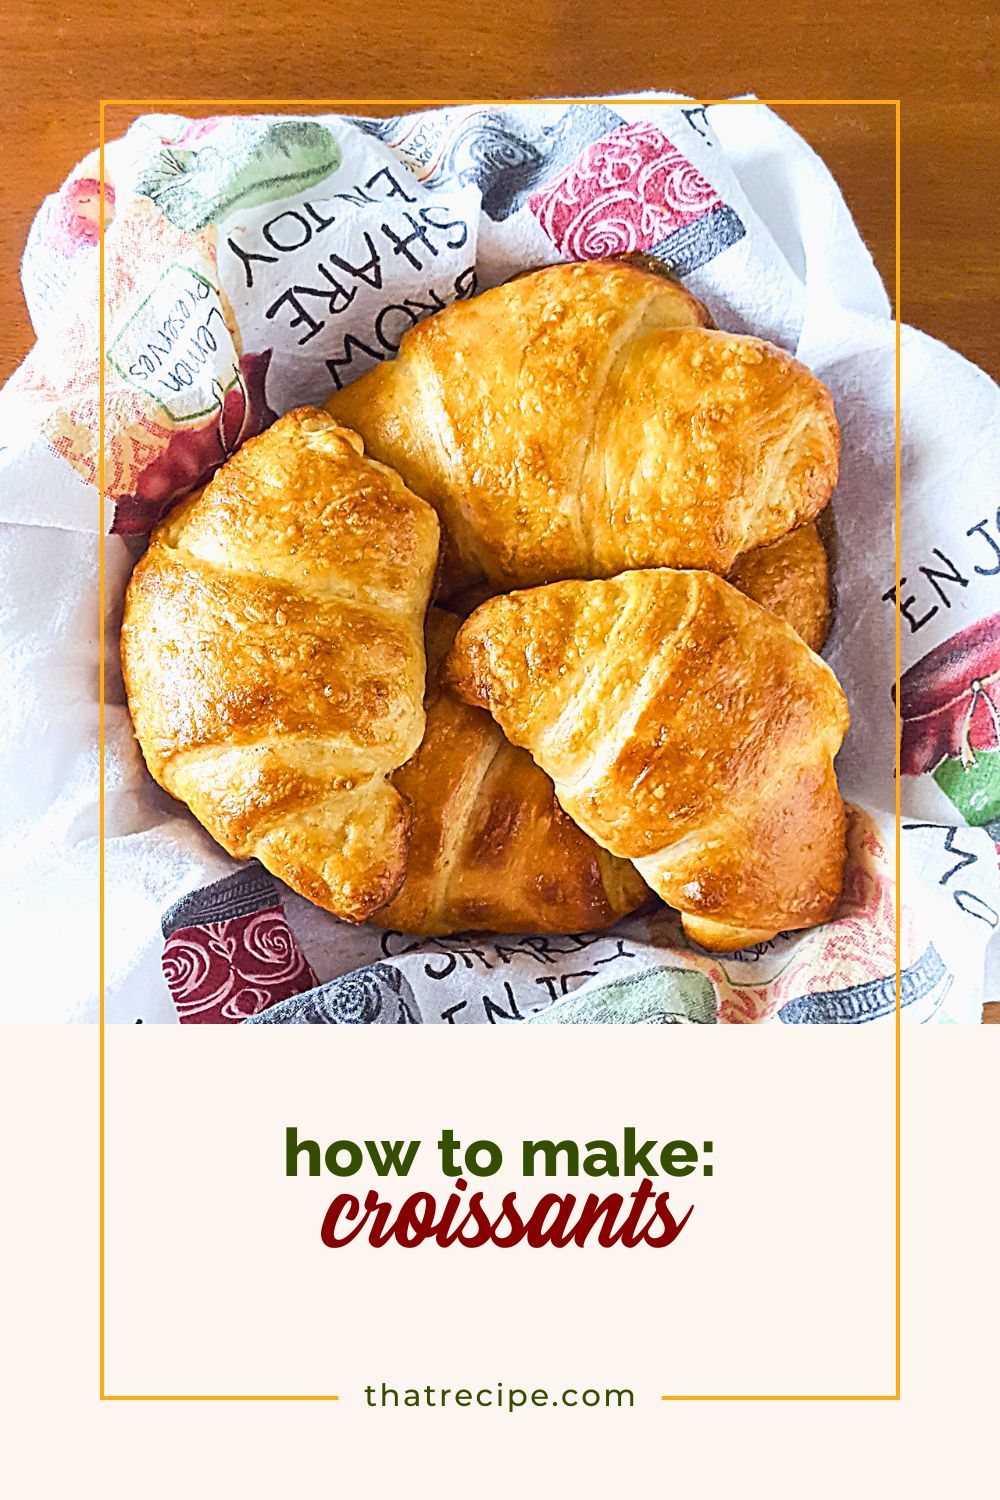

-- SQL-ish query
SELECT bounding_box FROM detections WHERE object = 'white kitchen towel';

[0,97,996,1023]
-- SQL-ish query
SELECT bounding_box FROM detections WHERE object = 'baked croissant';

[446,569,849,951]
[121,406,440,922]
[374,610,651,935]
[326,258,839,595]
[727,521,831,652]
[450,519,833,650]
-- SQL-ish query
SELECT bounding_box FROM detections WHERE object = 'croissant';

[727,521,831,652]
[121,407,440,922]
[450,519,833,650]
[374,609,651,935]
[326,258,839,596]
[446,569,849,951]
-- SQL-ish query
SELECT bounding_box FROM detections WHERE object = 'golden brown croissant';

[446,569,849,951]
[450,520,833,649]
[727,521,831,652]
[374,610,651,935]
[121,407,440,922]
[326,259,839,595]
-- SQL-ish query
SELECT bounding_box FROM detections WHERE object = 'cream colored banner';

[94,1027,898,1398]
[5,1029,1000,1494]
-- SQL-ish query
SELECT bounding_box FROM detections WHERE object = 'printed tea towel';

[0,97,997,1023]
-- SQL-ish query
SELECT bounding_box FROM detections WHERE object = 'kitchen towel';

[1,97,996,1023]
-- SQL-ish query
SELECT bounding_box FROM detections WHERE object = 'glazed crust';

[326,259,839,594]
[120,407,440,922]
[449,519,834,651]
[374,610,651,935]
[445,569,849,951]
[727,521,831,652]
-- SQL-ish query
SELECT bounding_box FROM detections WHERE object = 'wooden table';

[3,1,996,1017]
[4,0,998,380]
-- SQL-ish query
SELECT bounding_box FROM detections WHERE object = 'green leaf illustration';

[933,748,1000,828]
[135,119,343,231]
[529,966,718,1024]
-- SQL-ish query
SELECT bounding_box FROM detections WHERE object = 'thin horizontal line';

[99,97,902,108]
[660,1393,900,1401]
[101,1394,340,1401]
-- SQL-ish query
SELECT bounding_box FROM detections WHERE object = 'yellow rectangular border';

[98,95,902,1402]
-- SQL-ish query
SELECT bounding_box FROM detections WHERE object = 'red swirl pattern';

[527,121,722,260]
[162,907,316,1023]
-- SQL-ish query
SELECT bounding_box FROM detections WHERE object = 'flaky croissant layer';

[374,610,652,936]
[327,258,839,597]
[121,407,440,922]
[446,568,849,951]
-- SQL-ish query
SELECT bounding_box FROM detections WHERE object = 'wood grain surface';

[3,0,997,378]
[1,1,996,1018]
